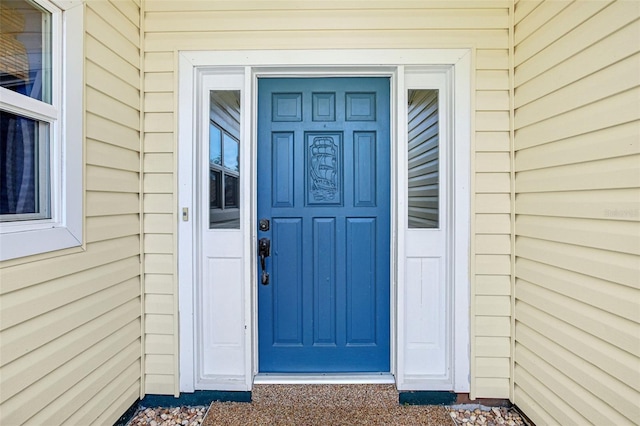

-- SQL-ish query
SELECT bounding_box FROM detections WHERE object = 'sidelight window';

[209,90,240,229]
[407,89,439,229]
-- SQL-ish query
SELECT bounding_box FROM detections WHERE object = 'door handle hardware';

[258,238,271,285]
[259,218,270,231]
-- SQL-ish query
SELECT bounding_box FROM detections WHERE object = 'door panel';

[257,77,390,373]
[313,217,336,346]
[271,217,303,345]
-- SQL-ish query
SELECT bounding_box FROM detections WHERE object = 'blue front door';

[257,77,390,372]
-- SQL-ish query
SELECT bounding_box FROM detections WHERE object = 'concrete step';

[252,384,398,408]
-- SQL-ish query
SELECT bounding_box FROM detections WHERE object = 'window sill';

[0,225,82,261]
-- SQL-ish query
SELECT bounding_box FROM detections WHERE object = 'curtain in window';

[1,101,37,215]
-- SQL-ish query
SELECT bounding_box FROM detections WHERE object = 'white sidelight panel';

[179,66,251,391]
[397,65,467,391]
[201,257,245,379]
[404,256,447,376]
[195,71,249,390]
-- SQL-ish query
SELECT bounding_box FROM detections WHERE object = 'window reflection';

[209,124,222,166]
[0,0,52,103]
[209,90,240,229]
[224,174,238,208]
[223,133,239,172]
[408,89,439,229]
[209,170,221,209]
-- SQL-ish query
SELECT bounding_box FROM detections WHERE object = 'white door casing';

[177,50,471,393]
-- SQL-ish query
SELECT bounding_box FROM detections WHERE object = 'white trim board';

[177,49,471,393]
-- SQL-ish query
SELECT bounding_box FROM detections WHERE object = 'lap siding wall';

[0,1,143,425]
[142,0,513,398]
[513,1,640,424]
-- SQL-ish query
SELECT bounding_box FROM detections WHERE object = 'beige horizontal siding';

[144,30,508,52]
[476,131,510,152]
[515,53,640,129]
[142,1,511,398]
[145,0,512,12]
[514,0,612,66]
[516,216,640,258]
[86,61,140,110]
[516,188,639,223]
[86,35,140,89]
[476,33,514,394]
[476,336,511,357]
[86,113,141,152]
[0,258,140,330]
[515,10,639,107]
[0,1,142,425]
[86,6,139,67]
[0,237,140,294]
[145,9,509,32]
[515,121,640,171]
[87,139,140,172]
[476,214,511,234]
[516,155,639,193]
[86,215,141,243]
[513,1,640,425]
[515,89,640,151]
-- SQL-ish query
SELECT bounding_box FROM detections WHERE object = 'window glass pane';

[407,89,439,229]
[209,169,221,209]
[0,110,49,220]
[209,90,241,229]
[223,134,239,172]
[209,124,221,166]
[0,0,52,103]
[224,174,239,208]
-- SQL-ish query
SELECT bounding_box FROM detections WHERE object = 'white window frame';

[0,0,83,261]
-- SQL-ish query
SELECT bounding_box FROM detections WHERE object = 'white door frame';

[177,49,471,393]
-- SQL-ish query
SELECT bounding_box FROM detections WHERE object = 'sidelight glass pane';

[209,169,221,209]
[0,0,52,103]
[223,133,239,172]
[224,174,238,208]
[0,110,50,220]
[407,89,439,229]
[209,124,221,166]
[209,90,241,229]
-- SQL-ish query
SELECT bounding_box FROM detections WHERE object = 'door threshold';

[253,373,396,384]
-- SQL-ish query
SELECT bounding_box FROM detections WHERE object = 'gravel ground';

[202,384,450,425]
[449,406,527,426]
[127,385,528,426]
[128,406,207,426]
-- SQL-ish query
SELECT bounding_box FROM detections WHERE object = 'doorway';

[176,50,471,392]
[256,77,391,373]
